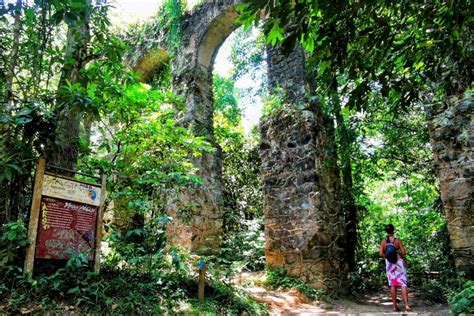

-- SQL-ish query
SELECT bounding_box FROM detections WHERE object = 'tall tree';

[2,0,22,107]
[0,0,23,222]
[332,83,358,272]
[0,0,121,222]
[49,0,92,170]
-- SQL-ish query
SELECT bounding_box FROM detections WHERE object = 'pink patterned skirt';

[386,259,408,287]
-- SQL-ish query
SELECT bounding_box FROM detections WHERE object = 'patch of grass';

[265,268,324,301]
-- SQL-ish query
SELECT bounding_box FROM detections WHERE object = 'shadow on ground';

[235,272,450,315]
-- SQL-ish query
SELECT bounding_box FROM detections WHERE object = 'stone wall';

[261,44,347,292]
[165,1,243,253]
[428,94,473,279]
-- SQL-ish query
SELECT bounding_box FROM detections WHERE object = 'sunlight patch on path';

[235,272,450,316]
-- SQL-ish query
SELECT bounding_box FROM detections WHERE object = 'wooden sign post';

[93,173,106,273]
[198,258,206,302]
[23,158,106,277]
[24,158,46,278]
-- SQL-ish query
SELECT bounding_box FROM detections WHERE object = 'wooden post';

[24,158,46,278]
[198,259,206,302]
[93,173,106,273]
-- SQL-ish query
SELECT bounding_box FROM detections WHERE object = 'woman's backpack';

[385,237,398,264]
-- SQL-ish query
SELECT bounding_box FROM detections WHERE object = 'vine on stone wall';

[122,0,184,75]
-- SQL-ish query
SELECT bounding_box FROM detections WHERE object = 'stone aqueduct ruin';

[133,1,473,289]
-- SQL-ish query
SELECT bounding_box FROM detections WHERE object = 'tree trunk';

[427,93,473,280]
[3,0,22,106]
[1,0,22,223]
[49,0,92,170]
[332,89,358,273]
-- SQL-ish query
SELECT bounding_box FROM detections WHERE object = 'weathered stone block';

[440,179,473,201]
[428,93,473,280]
[261,103,346,292]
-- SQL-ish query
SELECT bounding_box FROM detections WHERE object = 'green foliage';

[0,221,29,267]
[229,26,266,82]
[104,214,172,274]
[2,264,168,313]
[0,217,264,314]
[122,0,184,67]
[221,135,262,230]
[0,1,256,314]
[449,281,474,314]
[185,273,268,315]
[261,91,284,118]
[158,0,184,52]
[347,95,458,296]
[0,2,266,312]
[238,0,472,105]
[265,268,323,301]
[213,75,241,126]
[83,83,212,227]
[211,73,264,276]
[219,218,265,273]
[213,74,263,231]
[419,279,450,304]
[0,246,266,314]
[0,0,135,222]
[1,0,467,312]
[238,2,467,292]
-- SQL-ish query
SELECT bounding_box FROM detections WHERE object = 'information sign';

[35,197,98,260]
[42,174,101,206]
[24,158,106,277]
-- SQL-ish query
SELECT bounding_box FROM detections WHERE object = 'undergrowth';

[265,268,324,301]
[0,221,267,315]
[448,280,474,314]
[0,260,267,314]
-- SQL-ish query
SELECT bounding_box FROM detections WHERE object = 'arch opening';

[167,1,348,292]
[211,25,267,269]
[134,48,170,83]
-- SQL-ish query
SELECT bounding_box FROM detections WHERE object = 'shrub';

[419,279,448,303]
[0,221,29,267]
[0,241,267,314]
[265,268,323,300]
[449,281,474,314]
[220,218,265,273]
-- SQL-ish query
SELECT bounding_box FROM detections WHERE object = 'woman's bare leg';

[391,286,398,310]
[401,287,411,311]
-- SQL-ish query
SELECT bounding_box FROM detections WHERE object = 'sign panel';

[24,159,106,276]
[42,174,101,206]
[35,197,97,260]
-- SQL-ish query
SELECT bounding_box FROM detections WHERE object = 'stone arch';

[135,1,348,291]
[130,0,474,290]
[133,48,170,83]
[163,1,245,254]
[171,1,244,136]
[196,7,241,70]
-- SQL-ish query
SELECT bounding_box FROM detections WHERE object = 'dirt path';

[236,272,450,315]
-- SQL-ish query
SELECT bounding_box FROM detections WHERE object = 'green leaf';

[4,169,13,182]
[67,287,81,294]
[235,3,250,12]
[17,108,34,116]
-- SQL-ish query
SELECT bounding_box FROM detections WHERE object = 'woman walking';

[379,224,412,312]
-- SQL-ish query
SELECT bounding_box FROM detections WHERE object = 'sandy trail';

[235,272,450,315]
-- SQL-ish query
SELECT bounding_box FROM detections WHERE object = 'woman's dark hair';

[385,224,395,234]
